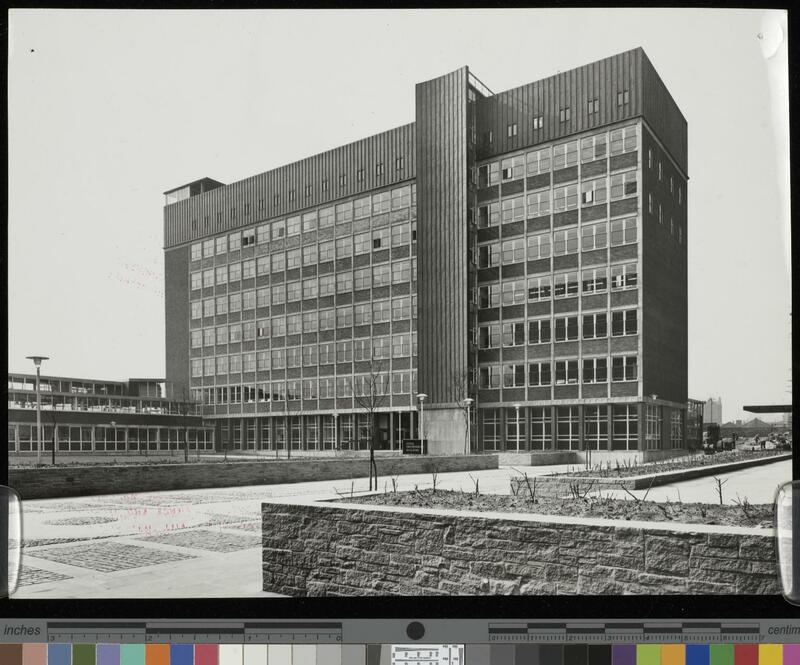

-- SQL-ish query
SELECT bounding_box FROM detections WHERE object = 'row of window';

[189,184,416,245]
[190,276,419,318]
[477,171,637,226]
[477,219,636,269]
[191,213,417,263]
[646,194,684,245]
[191,333,418,374]
[192,372,418,402]
[482,403,639,451]
[477,309,638,348]
[646,148,683,205]
[191,296,417,336]
[479,355,638,389]
[478,125,639,185]
[478,263,637,307]
[191,256,417,296]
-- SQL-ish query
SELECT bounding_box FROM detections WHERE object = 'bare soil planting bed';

[553,449,786,478]
[344,489,773,529]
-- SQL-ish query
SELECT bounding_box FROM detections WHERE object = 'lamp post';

[417,393,428,450]
[463,397,474,454]
[26,356,49,466]
[514,403,521,452]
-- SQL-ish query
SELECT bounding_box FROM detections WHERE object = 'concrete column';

[13,424,19,453]
[606,404,614,451]
[578,405,585,452]
[389,412,395,451]
[123,427,129,453]
[550,406,558,451]
[255,417,262,451]
[240,417,246,450]
[637,402,646,452]
[90,425,96,453]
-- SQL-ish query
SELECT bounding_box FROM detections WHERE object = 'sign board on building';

[402,439,427,455]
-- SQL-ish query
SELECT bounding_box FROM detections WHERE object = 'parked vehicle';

[702,423,721,454]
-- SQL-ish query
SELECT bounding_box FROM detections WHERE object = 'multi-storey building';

[7,374,213,455]
[163,47,688,457]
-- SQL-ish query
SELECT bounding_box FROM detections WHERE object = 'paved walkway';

[11,460,790,599]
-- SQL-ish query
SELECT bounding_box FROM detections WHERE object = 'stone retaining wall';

[509,453,791,498]
[261,501,777,596]
[9,454,498,500]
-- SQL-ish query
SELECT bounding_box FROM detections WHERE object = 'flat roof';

[743,405,793,413]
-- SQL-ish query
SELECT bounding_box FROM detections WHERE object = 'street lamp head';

[417,393,428,402]
[514,403,521,410]
[26,355,49,368]
[110,421,116,428]
[464,397,474,406]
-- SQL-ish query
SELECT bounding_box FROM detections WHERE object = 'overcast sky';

[8,9,790,422]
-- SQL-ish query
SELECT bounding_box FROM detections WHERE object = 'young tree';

[351,361,390,491]
[451,369,474,454]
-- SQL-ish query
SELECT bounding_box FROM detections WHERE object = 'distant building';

[703,397,722,425]
[7,373,213,455]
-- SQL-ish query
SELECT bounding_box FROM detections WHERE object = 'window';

[658,162,663,181]
[190,272,202,290]
[336,271,352,293]
[392,333,411,357]
[286,248,301,269]
[335,201,352,223]
[528,318,551,344]
[392,296,411,321]
[554,360,579,385]
[478,324,500,349]
[559,107,571,123]
[286,314,302,335]
[228,292,242,313]
[351,303,369,327]
[612,355,638,381]
[191,358,203,377]
[391,224,410,246]
[215,236,228,255]
[372,191,390,214]
[528,362,551,387]
[528,275,551,301]
[616,89,630,106]
[526,189,550,218]
[336,340,352,363]
[202,240,214,258]
[581,178,607,206]
[283,281,299,302]
[501,279,526,305]
[478,284,499,308]
[553,185,578,212]
[678,187,682,205]
[526,232,551,260]
[371,264,389,288]
[354,232,370,255]
[302,245,318,268]
[286,216,300,237]
[610,171,638,199]
[372,228,390,250]
[302,277,318,300]
[242,290,256,309]
[500,155,524,181]
[501,196,525,222]
[242,259,255,279]
[611,263,638,290]
[581,267,608,294]
[554,316,579,342]
[581,134,607,162]
[610,217,637,246]
[587,98,599,115]
[645,404,662,450]
[243,352,256,373]
[479,366,500,389]
[271,252,285,272]
[502,321,526,347]
[190,330,202,348]
[478,162,500,187]
[302,311,317,333]
[372,299,391,323]
[336,305,353,329]
[229,322,242,342]
[526,147,551,175]
[391,260,411,284]
[648,193,653,214]
[318,274,335,297]
[396,156,405,171]
[191,243,202,261]
[334,237,352,259]
[227,263,240,282]
[191,301,203,320]
[478,243,500,268]
[610,125,638,155]
[611,309,638,336]
[553,272,578,298]
[553,141,578,169]
[503,364,526,388]
[501,238,525,264]
[352,267,370,291]
[353,338,371,362]
[373,336,391,360]
[506,122,518,138]
[202,269,214,288]
[583,357,608,383]
[318,241,334,265]
[584,405,608,450]
[242,229,255,248]
[582,312,607,339]
[553,228,578,256]
[478,202,500,228]
[208,357,220,376]
[670,410,684,448]
[255,256,269,277]
[226,232,240,252]
[256,319,268,338]
[533,115,543,129]
[482,409,501,450]
[391,185,411,210]
[271,284,285,306]
[352,197,369,219]
[613,404,638,450]
[216,295,228,315]
[203,299,215,317]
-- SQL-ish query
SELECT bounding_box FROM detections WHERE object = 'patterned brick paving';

[17,566,73,587]
[228,521,262,532]
[26,542,196,572]
[197,513,254,527]
[136,528,261,552]
[45,516,118,526]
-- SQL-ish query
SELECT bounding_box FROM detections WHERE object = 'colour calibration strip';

[0,643,797,665]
